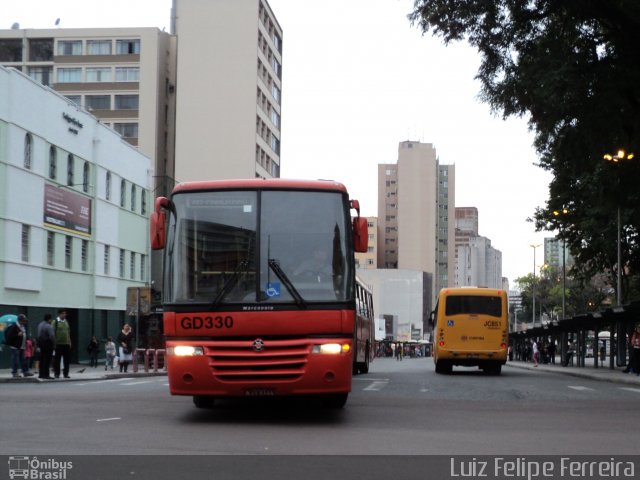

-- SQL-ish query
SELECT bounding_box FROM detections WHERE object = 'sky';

[2,0,554,285]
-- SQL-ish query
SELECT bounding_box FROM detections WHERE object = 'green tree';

[410,1,640,301]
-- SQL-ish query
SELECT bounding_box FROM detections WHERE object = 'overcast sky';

[2,0,554,285]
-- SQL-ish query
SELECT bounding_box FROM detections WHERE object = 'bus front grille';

[205,339,310,383]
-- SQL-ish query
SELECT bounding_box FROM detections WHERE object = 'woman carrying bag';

[117,324,134,373]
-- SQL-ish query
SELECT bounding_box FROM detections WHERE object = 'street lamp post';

[603,149,634,367]
[530,244,541,327]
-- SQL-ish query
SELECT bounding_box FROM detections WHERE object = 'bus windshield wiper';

[211,260,249,310]
[268,259,307,309]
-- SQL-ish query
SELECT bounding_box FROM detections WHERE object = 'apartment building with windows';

[0,66,151,367]
[0,26,177,198]
[544,237,573,271]
[172,0,282,181]
[377,141,455,302]
[454,207,503,289]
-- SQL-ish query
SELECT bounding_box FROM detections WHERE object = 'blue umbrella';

[0,314,18,345]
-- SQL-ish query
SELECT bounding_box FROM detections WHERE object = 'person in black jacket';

[5,314,34,378]
[87,335,99,368]
[117,324,134,373]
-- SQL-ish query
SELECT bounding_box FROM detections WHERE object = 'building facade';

[377,141,455,301]
[0,26,177,197]
[0,66,151,367]
[544,237,573,271]
[173,0,282,181]
[454,207,503,289]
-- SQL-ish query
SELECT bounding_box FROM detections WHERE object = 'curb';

[506,362,640,386]
[0,370,167,384]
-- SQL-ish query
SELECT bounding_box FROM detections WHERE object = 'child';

[105,336,117,370]
[25,337,35,372]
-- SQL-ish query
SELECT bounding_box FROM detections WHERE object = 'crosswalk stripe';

[363,381,388,391]
[568,386,594,391]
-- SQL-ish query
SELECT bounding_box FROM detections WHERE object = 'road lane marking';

[568,386,594,391]
[420,388,429,392]
[121,380,155,386]
[97,417,121,422]
[620,387,640,394]
[363,380,388,391]
[353,378,389,381]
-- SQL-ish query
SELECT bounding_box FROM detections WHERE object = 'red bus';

[151,179,370,408]
[354,276,374,374]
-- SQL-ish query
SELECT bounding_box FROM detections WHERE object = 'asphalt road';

[2,358,639,456]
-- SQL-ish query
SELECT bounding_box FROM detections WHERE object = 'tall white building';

[173,0,282,181]
[377,141,455,301]
[0,66,151,367]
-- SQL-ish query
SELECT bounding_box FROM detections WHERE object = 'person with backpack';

[37,313,56,379]
[52,308,72,379]
[5,314,34,378]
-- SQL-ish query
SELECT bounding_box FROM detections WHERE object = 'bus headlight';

[172,346,204,356]
[312,343,350,354]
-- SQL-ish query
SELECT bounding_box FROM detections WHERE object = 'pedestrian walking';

[631,325,640,376]
[37,313,55,379]
[5,314,34,378]
[87,335,99,368]
[532,340,539,367]
[105,336,117,370]
[52,308,72,379]
[117,324,134,373]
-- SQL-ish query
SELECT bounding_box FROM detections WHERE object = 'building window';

[130,184,136,211]
[106,171,111,201]
[86,67,112,82]
[115,39,140,54]
[85,95,111,110]
[0,39,23,61]
[57,40,82,56]
[114,123,138,138]
[140,255,146,281]
[21,225,30,262]
[82,162,90,192]
[120,179,126,207]
[49,146,57,179]
[65,236,73,269]
[130,252,136,279]
[114,94,139,110]
[28,66,52,86]
[29,38,53,61]
[141,189,147,215]
[115,67,139,82]
[47,232,55,266]
[81,239,88,272]
[64,95,81,105]
[67,154,74,186]
[104,245,110,275]
[119,249,125,278]
[57,67,82,83]
[24,133,32,169]
[87,40,111,55]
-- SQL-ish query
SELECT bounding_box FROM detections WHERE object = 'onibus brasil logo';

[8,456,73,479]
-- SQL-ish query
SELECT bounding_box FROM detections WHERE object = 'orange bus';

[151,179,369,408]
[431,287,508,375]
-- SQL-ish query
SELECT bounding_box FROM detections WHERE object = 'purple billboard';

[43,184,92,236]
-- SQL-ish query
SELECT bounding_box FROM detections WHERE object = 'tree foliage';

[410,1,640,301]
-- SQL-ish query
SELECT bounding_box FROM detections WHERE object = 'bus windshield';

[164,189,353,306]
[445,295,502,317]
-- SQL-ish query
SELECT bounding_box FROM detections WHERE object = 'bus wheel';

[322,393,348,408]
[193,395,216,408]
[360,345,370,374]
[435,360,450,374]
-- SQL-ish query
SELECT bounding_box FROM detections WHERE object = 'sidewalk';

[506,359,640,386]
[0,362,166,383]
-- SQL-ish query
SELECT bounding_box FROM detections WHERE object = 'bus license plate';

[245,388,275,397]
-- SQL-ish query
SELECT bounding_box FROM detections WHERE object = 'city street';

[2,357,639,456]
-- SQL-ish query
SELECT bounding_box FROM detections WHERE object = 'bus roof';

[439,287,506,296]
[172,178,348,195]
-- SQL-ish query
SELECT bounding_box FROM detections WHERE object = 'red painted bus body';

[151,179,370,408]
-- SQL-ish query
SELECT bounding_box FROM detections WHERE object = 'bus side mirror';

[428,311,435,328]
[353,217,368,253]
[150,197,170,250]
